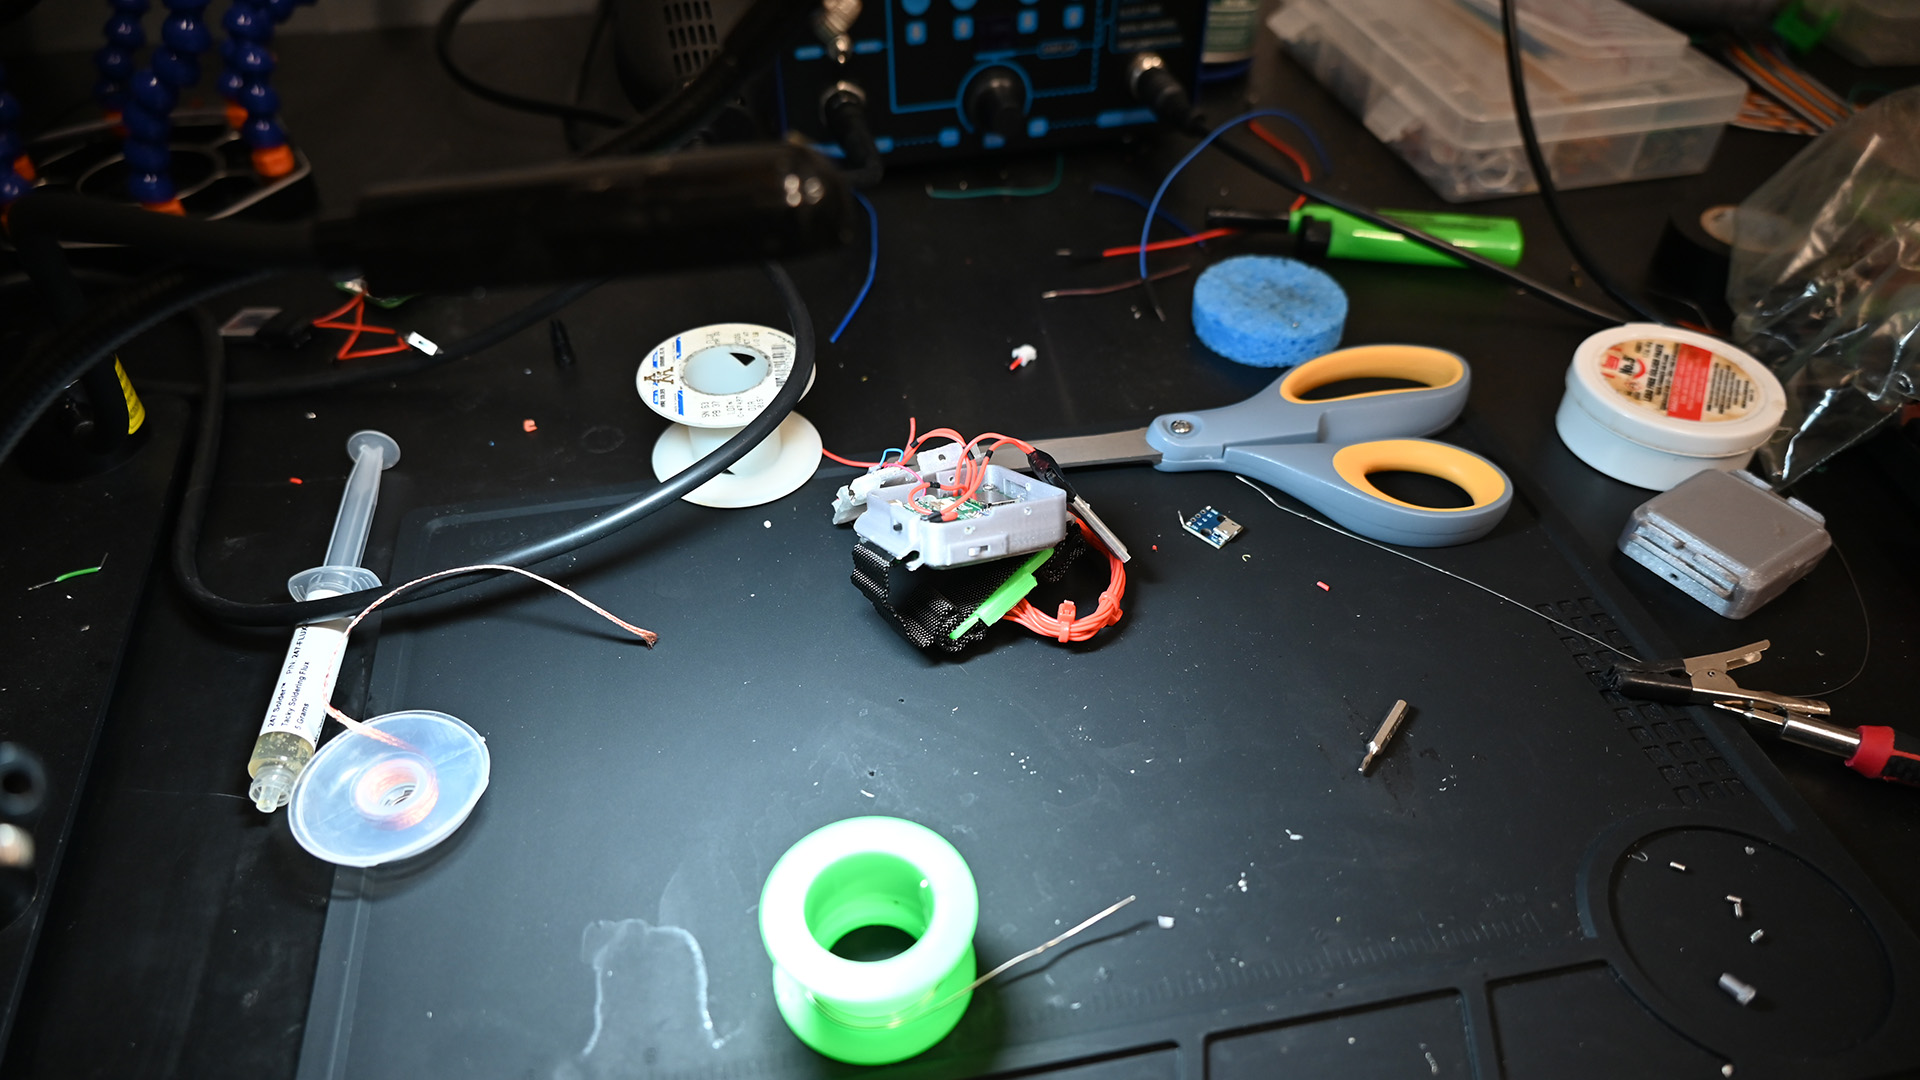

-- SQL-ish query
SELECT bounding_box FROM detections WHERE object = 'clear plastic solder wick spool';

[288,710,490,867]
[759,816,979,1065]
[638,323,821,508]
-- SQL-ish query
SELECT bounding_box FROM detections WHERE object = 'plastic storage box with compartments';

[1268,0,1747,202]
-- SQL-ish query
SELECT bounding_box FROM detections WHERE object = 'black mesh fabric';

[850,527,1088,653]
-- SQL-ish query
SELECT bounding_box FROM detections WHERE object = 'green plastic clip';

[1771,0,1838,53]
[948,547,1054,640]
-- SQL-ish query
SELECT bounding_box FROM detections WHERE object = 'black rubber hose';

[136,278,606,399]
[581,0,816,157]
[4,189,323,451]
[173,261,816,627]
[0,269,270,465]
[1204,135,1621,327]
[6,190,320,272]
[434,0,629,128]
[562,0,619,151]
[1499,0,1664,325]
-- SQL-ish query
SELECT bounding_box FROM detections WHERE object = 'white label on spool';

[639,324,795,427]
[258,620,351,743]
[1598,339,1760,423]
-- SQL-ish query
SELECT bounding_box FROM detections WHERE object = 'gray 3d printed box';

[1618,469,1829,619]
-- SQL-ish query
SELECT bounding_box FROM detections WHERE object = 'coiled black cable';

[1499,0,1664,325]
[434,0,628,129]
[0,269,271,465]
[581,0,816,157]
[172,261,815,627]
[1203,136,1621,326]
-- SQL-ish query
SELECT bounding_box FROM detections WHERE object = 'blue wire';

[1091,183,1199,238]
[830,190,879,344]
[1138,109,1330,281]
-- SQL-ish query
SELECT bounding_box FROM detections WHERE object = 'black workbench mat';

[296,464,1920,1080]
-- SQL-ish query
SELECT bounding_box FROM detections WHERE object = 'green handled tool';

[1208,204,1525,269]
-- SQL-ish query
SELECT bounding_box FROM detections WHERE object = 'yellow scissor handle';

[1279,345,1467,404]
[1331,439,1509,512]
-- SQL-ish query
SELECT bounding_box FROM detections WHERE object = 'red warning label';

[1598,338,1759,424]
[1666,343,1712,420]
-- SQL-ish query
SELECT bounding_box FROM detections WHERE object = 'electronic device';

[610,0,1208,162]
[778,0,1206,161]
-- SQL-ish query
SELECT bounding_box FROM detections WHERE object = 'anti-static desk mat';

[296,465,1920,1080]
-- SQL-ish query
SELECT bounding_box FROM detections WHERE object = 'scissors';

[1027,345,1512,549]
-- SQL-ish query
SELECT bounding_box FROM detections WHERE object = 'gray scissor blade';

[1017,428,1162,469]
[986,428,1158,563]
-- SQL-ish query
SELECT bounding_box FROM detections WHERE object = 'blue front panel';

[777,0,1206,162]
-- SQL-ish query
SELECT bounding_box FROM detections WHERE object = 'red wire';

[339,341,415,359]
[313,295,363,324]
[1248,121,1313,213]
[822,448,884,468]
[1005,516,1126,642]
[311,293,414,361]
[1101,227,1239,259]
[824,422,1041,522]
[822,417,930,470]
[944,433,1038,512]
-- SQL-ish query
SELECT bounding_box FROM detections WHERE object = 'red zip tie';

[1053,600,1077,642]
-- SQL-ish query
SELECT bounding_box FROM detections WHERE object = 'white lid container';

[1555,324,1786,491]
[1450,0,1688,92]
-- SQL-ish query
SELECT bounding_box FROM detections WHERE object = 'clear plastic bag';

[1729,86,1920,487]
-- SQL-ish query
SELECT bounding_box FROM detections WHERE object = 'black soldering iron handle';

[1847,727,1920,787]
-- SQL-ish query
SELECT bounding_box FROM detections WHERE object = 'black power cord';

[0,269,271,465]
[172,261,816,627]
[1204,135,1621,326]
[434,0,629,129]
[1122,65,1622,326]
[581,0,816,157]
[1498,0,1665,325]
[561,0,620,151]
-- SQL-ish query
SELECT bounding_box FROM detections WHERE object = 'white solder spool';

[1555,324,1786,491]
[638,322,821,508]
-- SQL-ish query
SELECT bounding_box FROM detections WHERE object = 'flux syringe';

[247,430,400,813]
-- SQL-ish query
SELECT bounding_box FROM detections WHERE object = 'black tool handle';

[1603,668,1696,704]
[1846,727,1920,787]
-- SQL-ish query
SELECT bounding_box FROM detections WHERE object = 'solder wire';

[319,562,658,746]
[804,895,1137,1031]
[1233,475,1631,657]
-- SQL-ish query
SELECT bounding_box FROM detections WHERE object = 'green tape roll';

[759,816,979,1065]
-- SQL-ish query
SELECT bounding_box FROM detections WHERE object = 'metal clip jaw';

[1680,640,1831,716]
[1610,639,1860,761]
[1607,639,1831,716]
[1712,701,1862,759]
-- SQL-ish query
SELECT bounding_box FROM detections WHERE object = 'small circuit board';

[906,484,1019,520]
[1181,506,1243,549]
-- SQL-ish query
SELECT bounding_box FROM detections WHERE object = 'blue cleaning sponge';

[1191,255,1347,368]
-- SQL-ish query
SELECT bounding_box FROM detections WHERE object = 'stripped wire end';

[1041,264,1191,300]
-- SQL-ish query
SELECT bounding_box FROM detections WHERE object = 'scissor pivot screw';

[1169,419,1193,435]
